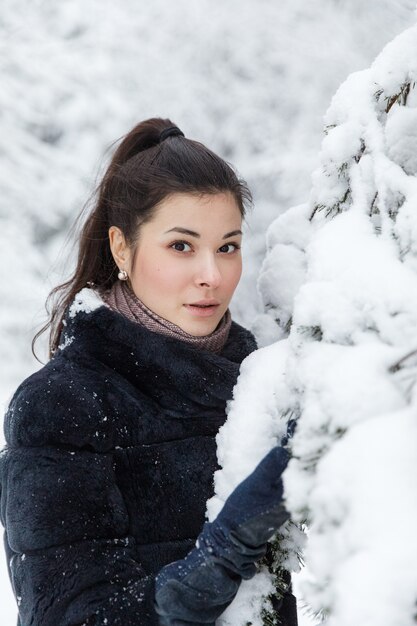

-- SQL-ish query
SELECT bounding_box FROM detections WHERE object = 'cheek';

[133,253,189,293]
[223,260,242,294]
[158,263,190,291]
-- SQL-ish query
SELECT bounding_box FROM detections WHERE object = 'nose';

[194,252,222,289]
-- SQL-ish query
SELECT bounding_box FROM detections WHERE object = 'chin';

[176,315,220,337]
[181,321,218,337]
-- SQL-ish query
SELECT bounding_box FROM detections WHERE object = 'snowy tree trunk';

[208,21,417,626]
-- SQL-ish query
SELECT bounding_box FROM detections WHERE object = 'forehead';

[150,192,242,229]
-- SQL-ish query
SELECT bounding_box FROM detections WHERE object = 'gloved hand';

[154,438,293,626]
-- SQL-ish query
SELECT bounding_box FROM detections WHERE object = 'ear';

[108,226,131,272]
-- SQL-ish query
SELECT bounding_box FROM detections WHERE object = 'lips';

[188,299,220,307]
[184,301,220,317]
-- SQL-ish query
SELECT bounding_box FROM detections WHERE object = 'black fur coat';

[0,290,297,626]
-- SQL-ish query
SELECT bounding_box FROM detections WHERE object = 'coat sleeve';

[0,443,159,626]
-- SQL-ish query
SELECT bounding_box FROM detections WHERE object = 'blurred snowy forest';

[1,1,417,624]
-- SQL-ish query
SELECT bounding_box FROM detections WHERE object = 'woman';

[0,118,297,625]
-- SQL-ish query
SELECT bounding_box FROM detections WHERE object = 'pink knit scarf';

[100,281,232,353]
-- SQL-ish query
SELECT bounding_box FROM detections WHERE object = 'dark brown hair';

[33,117,253,360]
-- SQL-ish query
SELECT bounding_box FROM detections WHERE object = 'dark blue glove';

[154,440,292,626]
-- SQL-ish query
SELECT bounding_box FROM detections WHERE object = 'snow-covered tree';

[209,19,417,626]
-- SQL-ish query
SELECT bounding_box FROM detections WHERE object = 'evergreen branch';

[389,347,417,372]
[354,138,366,163]
[374,87,384,101]
[284,316,293,334]
[310,189,352,221]
[369,192,379,216]
[309,203,324,221]
[297,325,323,341]
[323,124,337,136]
[337,162,349,177]
[385,82,411,113]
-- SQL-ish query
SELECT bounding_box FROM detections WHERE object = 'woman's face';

[109,192,243,336]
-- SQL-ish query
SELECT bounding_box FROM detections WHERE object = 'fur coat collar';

[58,288,257,420]
[6,288,257,450]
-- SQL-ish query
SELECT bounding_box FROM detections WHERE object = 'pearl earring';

[118,269,128,281]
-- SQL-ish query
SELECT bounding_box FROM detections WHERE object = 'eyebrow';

[164,227,243,239]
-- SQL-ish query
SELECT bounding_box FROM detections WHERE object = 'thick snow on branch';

[211,21,417,626]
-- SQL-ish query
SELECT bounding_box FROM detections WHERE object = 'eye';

[170,240,192,252]
[218,243,240,254]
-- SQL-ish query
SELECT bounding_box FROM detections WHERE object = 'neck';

[100,281,232,353]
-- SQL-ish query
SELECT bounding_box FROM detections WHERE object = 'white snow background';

[1,1,417,624]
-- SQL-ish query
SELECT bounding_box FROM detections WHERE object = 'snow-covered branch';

[211,20,417,626]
